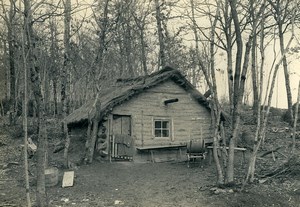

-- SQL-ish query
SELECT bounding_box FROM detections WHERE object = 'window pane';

[155,121,161,128]
[155,129,161,137]
[162,130,169,137]
[162,121,169,129]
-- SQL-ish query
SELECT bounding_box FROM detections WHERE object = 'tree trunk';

[63,125,71,168]
[7,0,16,125]
[251,32,259,116]
[278,24,293,121]
[84,120,92,163]
[291,81,300,155]
[21,6,31,204]
[224,0,234,108]
[61,0,71,117]
[210,2,224,184]
[36,112,47,206]
[154,0,166,69]
[124,22,134,76]
[140,30,148,75]
[84,95,101,164]
[132,7,149,76]
[95,0,109,88]
[24,0,47,205]
[227,0,243,184]
[227,47,234,109]
[247,1,266,182]
[190,0,224,184]
[246,22,295,185]
[53,79,58,116]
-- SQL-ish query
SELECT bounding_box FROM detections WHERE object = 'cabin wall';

[111,80,212,148]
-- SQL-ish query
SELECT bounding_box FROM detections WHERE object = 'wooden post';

[87,97,101,163]
[200,126,203,145]
[83,119,92,164]
[63,124,71,168]
[108,115,112,162]
[141,110,144,147]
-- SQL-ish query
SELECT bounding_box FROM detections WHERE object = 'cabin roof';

[64,66,210,127]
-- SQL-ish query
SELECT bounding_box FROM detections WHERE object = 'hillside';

[0,113,299,207]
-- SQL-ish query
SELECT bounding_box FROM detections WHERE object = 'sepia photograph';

[0,0,299,206]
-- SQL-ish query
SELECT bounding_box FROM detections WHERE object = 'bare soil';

[0,116,300,207]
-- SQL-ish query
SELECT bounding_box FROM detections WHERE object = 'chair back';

[187,139,206,153]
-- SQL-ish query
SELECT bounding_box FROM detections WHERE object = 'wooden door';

[112,115,131,136]
[111,115,133,159]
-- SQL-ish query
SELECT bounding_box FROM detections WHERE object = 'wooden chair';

[186,139,207,168]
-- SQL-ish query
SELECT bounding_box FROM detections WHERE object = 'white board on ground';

[62,171,74,188]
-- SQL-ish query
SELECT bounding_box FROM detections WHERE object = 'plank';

[62,171,74,188]
[136,144,186,151]
[206,146,246,151]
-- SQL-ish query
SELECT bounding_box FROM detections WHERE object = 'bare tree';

[291,81,300,155]
[154,0,166,69]
[0,0,17,124]
[226,0,266,184]
[132,0,152,75]
[24,0,47,205]
[244,1,297,184]
[20,0,31,204]
[189,0,224,184]
[267,0,294,122]
[61,0,71,117]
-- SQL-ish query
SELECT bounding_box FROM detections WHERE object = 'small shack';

[64,67,213,163]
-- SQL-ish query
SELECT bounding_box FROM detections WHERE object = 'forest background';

[1,0,300,206]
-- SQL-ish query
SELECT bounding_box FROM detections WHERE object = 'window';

[154,119,171,138]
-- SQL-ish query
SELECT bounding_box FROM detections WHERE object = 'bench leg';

[150,150,154,163]
[208,149,212,165]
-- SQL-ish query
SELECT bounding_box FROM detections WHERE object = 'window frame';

[153,117,173,139]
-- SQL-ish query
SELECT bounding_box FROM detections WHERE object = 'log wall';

[110,80,213,147]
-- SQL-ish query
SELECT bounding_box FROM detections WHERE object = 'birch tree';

[189,0,224,184]
[267,0,294,122]
[226,0,266,184]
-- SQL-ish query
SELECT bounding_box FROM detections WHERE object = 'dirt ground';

[1,117,300,207]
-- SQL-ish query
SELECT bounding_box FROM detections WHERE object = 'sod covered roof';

[64,66,210,128]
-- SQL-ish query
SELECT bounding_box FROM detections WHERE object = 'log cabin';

[64,67,214,163]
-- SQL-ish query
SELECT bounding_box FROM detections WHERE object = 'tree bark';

[154,0,166,69]
[85,96,101,163]
[94,0,109,89]
[6,0,17,125]
[223,0,234,108]
[21,3,31,203]
[250,0,259,116]
[24,0,47,205]
[61,0,71,117]
[63,125,71,168]
[227,0,243,184]
[227,0,259,183]
[291,81,300,155]
[190,0,224,184]
[267,0,293,121]
[278,23,293,121]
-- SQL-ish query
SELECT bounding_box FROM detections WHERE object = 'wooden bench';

[136,144,187,162]
[206,146,247,164]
